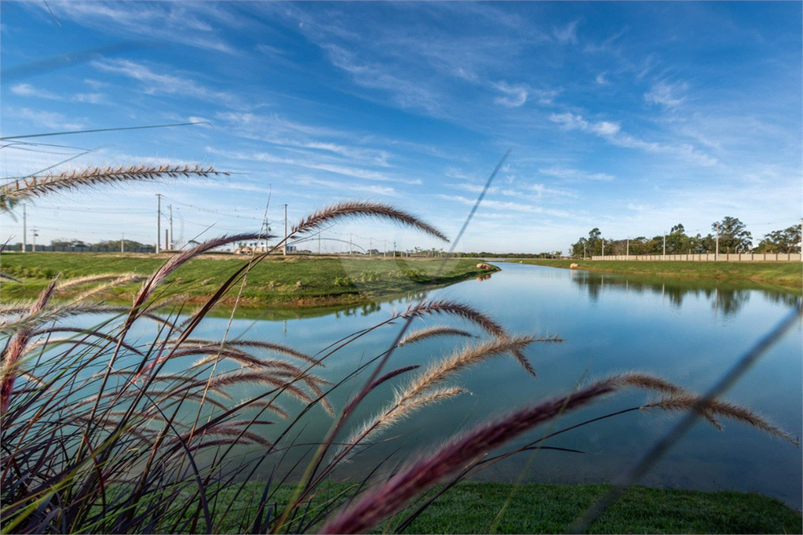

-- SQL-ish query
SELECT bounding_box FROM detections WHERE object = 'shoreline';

[502,258,802,293]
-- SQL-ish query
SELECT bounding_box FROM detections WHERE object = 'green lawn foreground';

[508,259,802,291]
[211,482,802,534]
[0,253,496,308]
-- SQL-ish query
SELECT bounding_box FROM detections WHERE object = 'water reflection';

[570,271,799,317]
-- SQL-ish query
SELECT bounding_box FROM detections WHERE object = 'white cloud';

[549,112,716,166]
[538,166,615,182]
[11,83,61,100]
[553,20,580,44]
[439,194,570,217]
[323,43,443,116]
[645,81,689,108]
[46,1,237,54]
[73,93,104,104]
[6,108,84,131]
[92,59,237,106]
[493,81,528,107]
[595,73,609,85]
[296,176,397,197]
[204,147,420,185]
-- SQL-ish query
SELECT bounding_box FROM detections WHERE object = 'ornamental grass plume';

[321,378,620,534]
[292,201,449,242]
[0,164,228,211]
[645,393,799,445]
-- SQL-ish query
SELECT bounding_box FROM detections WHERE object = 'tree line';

[570,217,801,259]
[49,238,150,250]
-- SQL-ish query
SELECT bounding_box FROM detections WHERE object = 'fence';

[2,244,156,254]
[591,253,801,262]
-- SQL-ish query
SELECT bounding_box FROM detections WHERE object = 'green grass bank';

[214,482,801,534]
[0,253,497,309]
[506,259,802,292]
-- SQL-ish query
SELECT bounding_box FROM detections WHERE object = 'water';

[50,263,803,508]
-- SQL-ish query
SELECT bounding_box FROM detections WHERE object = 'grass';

[392,482,802,534]
[0,253,497,309]
[507,259,802,291]
[207,481,802,534]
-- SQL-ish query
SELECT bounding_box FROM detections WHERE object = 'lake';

[169,261,801,509]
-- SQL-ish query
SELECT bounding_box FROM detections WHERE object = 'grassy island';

[0,253,498,310]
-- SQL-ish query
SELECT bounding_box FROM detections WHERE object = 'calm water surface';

[154,263,802,508]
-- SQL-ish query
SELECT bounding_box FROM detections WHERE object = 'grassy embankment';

[507,259,802,292]
[212,481,801,534]
[0,253,496,311]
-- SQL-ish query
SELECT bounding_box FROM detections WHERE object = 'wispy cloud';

[204,147,420,185]
[538,166,615,182]
[645,80,689,108]
[322,44,443,116]
[493,81,528,107]
[549,112,716,165]
[553,20,580,44]
[45,1,237,54]
[92,59,238,106]
[11,83,61,100]
[213,112,393,166]
[296,176,397,197]
[6,107,84,131]
[439,194,571,217]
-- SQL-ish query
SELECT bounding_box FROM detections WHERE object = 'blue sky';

[1,1,801,254]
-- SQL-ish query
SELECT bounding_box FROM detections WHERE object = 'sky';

[1,1,801,254]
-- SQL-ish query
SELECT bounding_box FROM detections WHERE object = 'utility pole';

[601,239,605,258]
[121,233,125,253]
[283,204,287,256]
[169,204,173,250]
[583,242,586,260]
[663,233,666,257]
[165,230,169,252]
[715,222,719,261]
[32,227,38,252]
[626,238,629,257]
[393,241,396,257]
[369,237,372,256]
[22,204,27,253]
[156,194,162,254]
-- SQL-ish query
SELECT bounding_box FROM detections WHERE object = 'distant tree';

[666,224,690,254]
[570,237,587,259]
[94,239,147,250]
[50,239,88,248]
[755,225,802,253]
[712,217,752,253]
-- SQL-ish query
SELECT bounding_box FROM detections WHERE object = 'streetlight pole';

[715,222,719,261]
[169,204,173,250]
[156,194,162,254]
[283,204,287,256]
